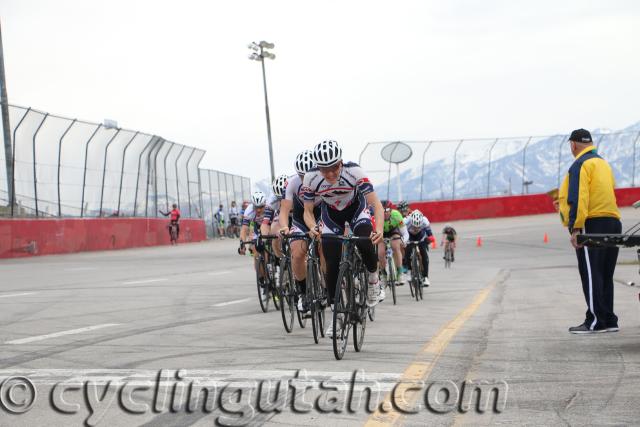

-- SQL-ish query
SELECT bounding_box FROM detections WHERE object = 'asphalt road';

[1,209,640,426]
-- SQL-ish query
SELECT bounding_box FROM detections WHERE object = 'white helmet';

[409,210,424,228]
[251,191,267,207]
[313,140,342,167]
[295,150,316,174]
[272,174,288,198]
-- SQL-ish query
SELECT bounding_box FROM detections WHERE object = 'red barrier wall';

[410,187,640,223]
[0,218,207,259]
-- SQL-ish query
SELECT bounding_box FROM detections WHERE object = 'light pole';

[248,41,276,184]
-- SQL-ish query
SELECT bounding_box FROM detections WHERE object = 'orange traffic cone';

[543,233,549,244]
[476,236,482,247]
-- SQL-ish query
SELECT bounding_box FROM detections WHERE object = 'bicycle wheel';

[411,252,421,302]
[388,256,397,305]
[279,262,295,333]
[308,259,322,343]
[296,295,307,329]
[333,265,350,361]
[353,266,367,352]
[256,257,270,313]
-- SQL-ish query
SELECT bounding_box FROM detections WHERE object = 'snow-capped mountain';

[374,121,640,201]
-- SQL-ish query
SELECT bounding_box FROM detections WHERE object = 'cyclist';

[378,203,410,285]
[263,174,289,258]
[159,203,181,240]
[302,140,384,337]
[404,210,433,286]
[279,150,321,313]
[442,223,458,262]
[397,200,411,217]
[239,191,270,290]
[214,204,226,238]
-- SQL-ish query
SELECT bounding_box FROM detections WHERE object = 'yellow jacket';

[558,146,620,232]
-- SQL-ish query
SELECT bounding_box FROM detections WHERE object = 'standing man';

[214,204,226,239]
[558,129,621,334]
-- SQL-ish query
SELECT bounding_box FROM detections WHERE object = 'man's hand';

[570,229,583,249]
[279,226,290,236]
[370,230,383,245]
[238,242,246,255]
[308,226,320,240]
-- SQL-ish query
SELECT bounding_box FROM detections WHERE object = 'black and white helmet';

[409,210,424,228]
[272,174,288,198]
[295,150,315,174]
[251,191,267,207]
[313,140,342,167]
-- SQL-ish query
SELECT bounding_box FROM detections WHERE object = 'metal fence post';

[419,141,433,201]
[57,119,76,217]
[197,169,204,219]
[520,136,533,194]
[80,124,102,217]
[31,113,49,217]
[185,148,196,217]
[217,171,223,211]
[147,138,164,217]
[10,107,31,216]
[116,131,140,216]
[358,142,370,166]
[133,135,157,216]
[163,142,175,209]
[174,145,186,212]
[208,170,215,236]
[98,129,121,216]
[486,138,499,197]
[633,131,640,187]
[452,139,464,200]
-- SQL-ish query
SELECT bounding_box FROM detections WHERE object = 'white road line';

[212,298,250,307]
[121,278,168,285]
[0,292,37,299]
[208,270,232,276]
[5,323,120,345]
[64,267,96,271]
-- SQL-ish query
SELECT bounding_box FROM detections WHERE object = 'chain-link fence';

[359,130,640,202]
[0,104,250,220]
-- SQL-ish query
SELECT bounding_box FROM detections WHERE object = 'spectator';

[214,204,226,239]
[558,129,621,334]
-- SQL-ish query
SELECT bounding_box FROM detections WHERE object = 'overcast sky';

[2,0,639,184]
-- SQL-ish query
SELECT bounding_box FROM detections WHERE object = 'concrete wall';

[0,218,206,259]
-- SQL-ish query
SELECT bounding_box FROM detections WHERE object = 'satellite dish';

[381,141,412,164]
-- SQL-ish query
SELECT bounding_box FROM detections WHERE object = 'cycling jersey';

[263,193,283,225]
[443,226,457,242]
[242,203,266,229]
[383,209,404,233]
[302,162,374,211]
[404,216,433,242]
[214,209,225,224]
[286,174,321,233]
[229,207,239,219]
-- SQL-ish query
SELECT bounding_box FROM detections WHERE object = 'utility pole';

[0,21,12,207]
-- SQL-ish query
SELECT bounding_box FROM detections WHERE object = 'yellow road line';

[364,270,507,427]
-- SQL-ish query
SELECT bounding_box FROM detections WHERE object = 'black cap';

[569,129,592,143]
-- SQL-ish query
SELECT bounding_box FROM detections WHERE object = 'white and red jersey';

[302,162,374,211]
[242,203,266,226]
[263,192,283,225]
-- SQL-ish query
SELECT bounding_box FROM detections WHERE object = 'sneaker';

[569,323,607,334]
[606,325,619,332]
[423,277,430,287]
[378,284,386,302]
[367,281,379,307]
[297,297,308,313]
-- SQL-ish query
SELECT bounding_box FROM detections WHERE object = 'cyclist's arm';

[279,199,292,231]
[303,201,316,232]
[239,224,249,243]
[399,223,409,243]
[365,192,384,235]
[159,210,169,217]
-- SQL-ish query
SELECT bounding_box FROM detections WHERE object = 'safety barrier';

[410,187,640,223]
[0,217,206,258]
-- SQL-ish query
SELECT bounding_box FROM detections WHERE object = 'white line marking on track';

[212,298,250,307]
[5,323,121,345]
[0,292,37,299]
[121,278,168,285]
[64,267,96,271]
[208,270,232,276]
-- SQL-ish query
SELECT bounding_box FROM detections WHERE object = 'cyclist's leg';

[391,236,403,270]
[418,240,429,278]
[377,240,387,271]
[350,207,381,303]
[270,222,283,258]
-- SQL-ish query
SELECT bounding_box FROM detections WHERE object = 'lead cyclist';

[302,140,384,337]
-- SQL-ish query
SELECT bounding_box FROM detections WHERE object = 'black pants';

[404,240,429,278]
[576,217,621,329]
[321,201,377,305]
